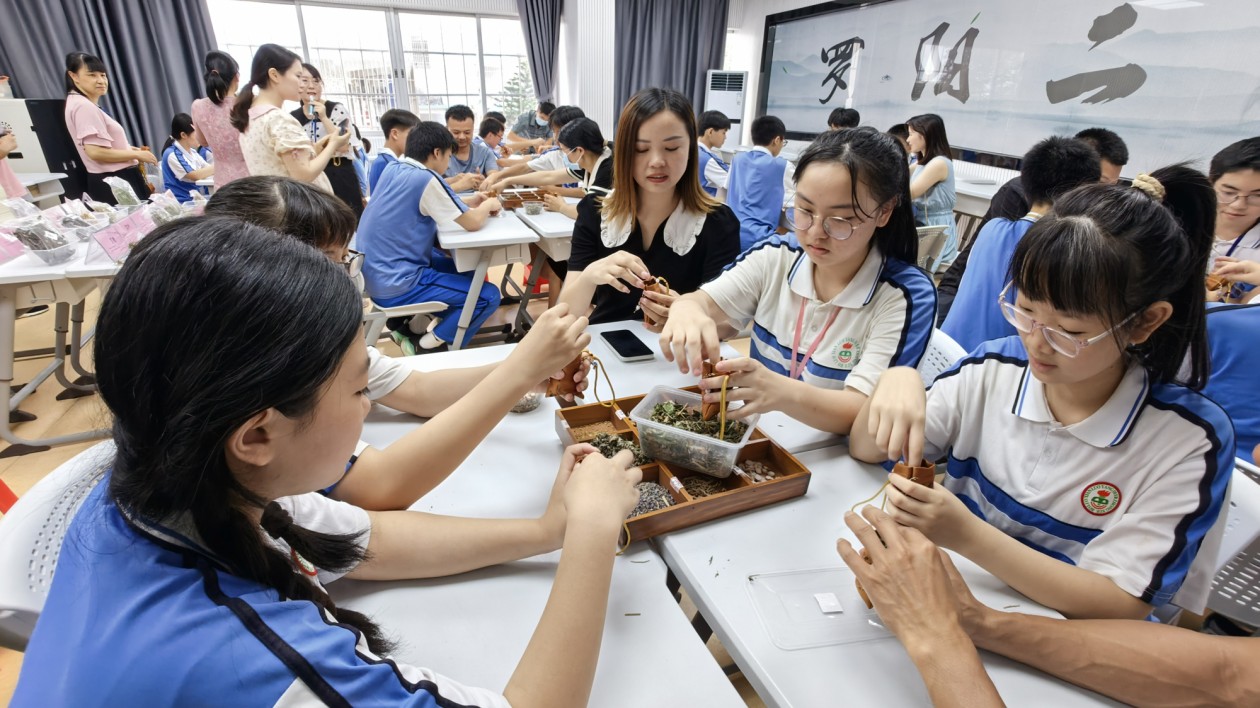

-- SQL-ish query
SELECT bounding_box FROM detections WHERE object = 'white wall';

[557,0,616,133]
[724,0,814,144]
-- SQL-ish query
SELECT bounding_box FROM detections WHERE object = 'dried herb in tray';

[589,433,650,465]
[648,401,747,443]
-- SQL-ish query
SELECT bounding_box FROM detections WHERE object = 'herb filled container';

[629,386,760,478]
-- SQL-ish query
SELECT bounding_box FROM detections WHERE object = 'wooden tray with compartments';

[497,188,549,210]
[554,391,811,544]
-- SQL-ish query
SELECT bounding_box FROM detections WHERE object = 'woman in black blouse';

[562,88,740,328]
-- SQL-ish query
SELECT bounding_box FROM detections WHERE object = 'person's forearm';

[904,626,1004,708]
[848,392,886,461]
[83,145,139,164]
[957,523,1151,619]
[776,381,867,433]
[350,512,557,580]
[185,165,215,181]
[553,186,585,199]
[557,271,598,318]
[504,518,620,708]
[454,204,492,230]
[288,147,336,183]
[377,364,498,417]
[504,170,569,188]
[972,610,1260,706]
[338,363,539,509]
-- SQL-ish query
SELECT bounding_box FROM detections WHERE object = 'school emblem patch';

[833,338,861,369]
[1080,482,1122,516]
[291,548,319,577]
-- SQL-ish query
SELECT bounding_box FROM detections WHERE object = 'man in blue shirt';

[358,121,504,351]
[368,108,420,193]
[726,115,796,252]
[941,136,1101,352]
[442,105,500,192]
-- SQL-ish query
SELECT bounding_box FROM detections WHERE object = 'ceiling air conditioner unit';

[704,70,746,150]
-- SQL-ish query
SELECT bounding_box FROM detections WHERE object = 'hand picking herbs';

[627,482,673,518]
[589,432,650,465]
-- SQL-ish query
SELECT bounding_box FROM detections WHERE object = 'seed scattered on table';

[628,482,673,518]
[570,421,618,441]
[681,476,725,498]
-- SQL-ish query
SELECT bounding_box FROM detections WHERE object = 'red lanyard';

[789,297,841,380]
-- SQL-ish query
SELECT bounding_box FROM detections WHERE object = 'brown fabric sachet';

[701,359,722,421]
[641,276,669,327]
[855,459,936,608]
[546,355,584,398]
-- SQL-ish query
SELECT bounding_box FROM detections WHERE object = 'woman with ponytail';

[233,43,348,191]
[15,216,642,706]
[190,50,250,187]
[661,127,936,435]
[850,164,1234,621]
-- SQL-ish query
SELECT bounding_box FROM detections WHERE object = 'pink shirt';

[64,92,137,174]
[0,158,27,199]
[190,96,249,188]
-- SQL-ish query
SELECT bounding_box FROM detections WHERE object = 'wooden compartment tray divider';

[555,389,812,544]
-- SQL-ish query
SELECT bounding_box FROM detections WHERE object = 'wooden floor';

[0,272,763,706]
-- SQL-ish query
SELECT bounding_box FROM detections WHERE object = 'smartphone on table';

[600,329,655,363]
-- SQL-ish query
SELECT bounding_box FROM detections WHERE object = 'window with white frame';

[205,0,534,141]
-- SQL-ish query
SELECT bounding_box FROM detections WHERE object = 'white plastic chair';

[0,442,113,650]
[915,225,950,272]
[916,328,967,388]
[363,300,447,345]
[1207,458,1260,627]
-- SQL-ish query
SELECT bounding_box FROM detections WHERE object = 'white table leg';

[450,251,492,351]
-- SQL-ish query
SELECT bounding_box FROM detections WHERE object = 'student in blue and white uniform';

[1206,137,1260,303]
[852,165,1233,620]
[159,112,214,203]
[368,109,420,194]
[441,104,499,192]
[1204,301,1260,463]
[357,122,503,352]
[726,115,796,251]
[14,217,641,706]
[907,113,958,271]
[697,110,731,198]
[662,128,934,434]
[204,175,590,511]
[941,136,1102,351]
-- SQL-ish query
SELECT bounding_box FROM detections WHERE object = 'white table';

[334,342,744,707]
[953,161,1019,218]
[0,242,107,453]
[657,445,1119,707]
[437,214,538,350]
[17,172,68,210]
[511,206,576,331]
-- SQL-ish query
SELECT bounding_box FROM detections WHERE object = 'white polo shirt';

[924,336,1234,612]
[527,147,566,172]
[701,238,937,396]
[366,345,410,400]
[1210,220,1260,267]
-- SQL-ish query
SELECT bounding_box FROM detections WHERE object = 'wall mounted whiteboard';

[759,0,1260,174]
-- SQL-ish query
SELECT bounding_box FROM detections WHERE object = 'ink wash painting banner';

[761,0,1260,173]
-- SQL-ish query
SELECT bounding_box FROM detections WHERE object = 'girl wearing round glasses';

[659,128,936,434]
[1206,137,1260,303]
[850,165,1234,621]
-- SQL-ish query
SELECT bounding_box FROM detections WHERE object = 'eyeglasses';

[785,207,869,241]
[997,282,1137,358]
[1215,187,1260,207]
[339,249,364,278]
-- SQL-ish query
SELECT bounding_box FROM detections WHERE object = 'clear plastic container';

[30,244,76,265]
[629,386,759,478]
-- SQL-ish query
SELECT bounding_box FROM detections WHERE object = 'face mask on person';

[535,115,548,127]
[562,147,581,171]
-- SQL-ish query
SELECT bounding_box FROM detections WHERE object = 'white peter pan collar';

[601,199,708,256]
[1011,361,1149,448]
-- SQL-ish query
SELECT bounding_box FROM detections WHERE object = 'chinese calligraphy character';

[912,22,980,104]
[818,37,865,105]
[1046,4,1147,104]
